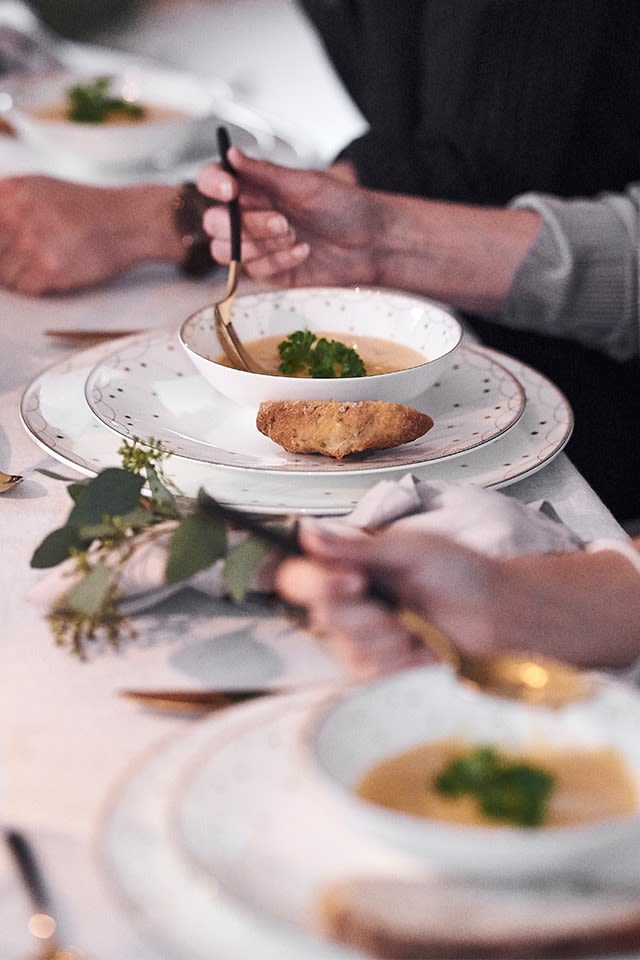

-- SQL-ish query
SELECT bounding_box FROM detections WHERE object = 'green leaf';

[145,464,178,516]
[67,76,146,124]
[224,537,270,603]
[31,525,84,568]
[434,746,500,796]
[278,329,317,374]
[68,468,144,527]
[75,506,156,542]
[434,744,554,827]
[277,328,366,378]
[165,512,227,584]
[67,481,91,503]
[64,564,115,616]
[481,765,554,828]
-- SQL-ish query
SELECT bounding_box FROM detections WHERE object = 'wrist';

[172,181,217,276]
[106,184,185,266]
[106,184,218,276]
[376,196,541,313]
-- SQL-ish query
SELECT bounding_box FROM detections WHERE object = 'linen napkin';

[29,476,583,615]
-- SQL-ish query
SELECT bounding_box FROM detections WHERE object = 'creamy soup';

[216,331,427,376]
[357,737,638,828]
[34,102,188,125]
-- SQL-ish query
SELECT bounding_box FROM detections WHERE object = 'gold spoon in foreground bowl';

[197,492,592,708]
[0,469,22,493]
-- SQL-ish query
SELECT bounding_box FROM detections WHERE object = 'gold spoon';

[213,126,270,374]
[197,491,591,708]
[0,469,22,493]
[5,829,86,959]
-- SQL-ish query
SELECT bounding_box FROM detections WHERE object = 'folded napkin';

[29,476,583,616]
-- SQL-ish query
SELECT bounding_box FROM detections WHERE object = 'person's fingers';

[331,634,432,681]
[197,153,279,207]
[316,603,435,680]
[276,556,366,607]
[197,165,238,202]
[239,243,311,281]
[204,206,293,243]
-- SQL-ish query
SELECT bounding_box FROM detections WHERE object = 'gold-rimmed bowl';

[3,65,219,171]
[179,286,463,407]
[303,665,640,881]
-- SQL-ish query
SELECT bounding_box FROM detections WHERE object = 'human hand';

[197,147,381,287]
[0,176,182,295]
[275,523,508,680]
[276,523,640,679]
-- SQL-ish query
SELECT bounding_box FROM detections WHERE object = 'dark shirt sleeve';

[300,0,640,205]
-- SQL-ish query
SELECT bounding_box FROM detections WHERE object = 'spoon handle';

[5,829,51,915]
[217,125,241,262]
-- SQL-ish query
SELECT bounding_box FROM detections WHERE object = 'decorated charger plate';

[99,680,640,960]
[84,329,525,474]
[20,337,571,514]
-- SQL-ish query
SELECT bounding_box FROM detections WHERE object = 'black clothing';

[300,0,640,521]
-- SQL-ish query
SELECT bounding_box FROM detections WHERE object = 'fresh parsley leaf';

[278,329,317,374]
[434,745,554,828]
[480,764,554,828]
[277,329,366,378]
[67,76,146,124]
[434,745,500,796]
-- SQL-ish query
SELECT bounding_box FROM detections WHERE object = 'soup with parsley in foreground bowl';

[305,665,640,880]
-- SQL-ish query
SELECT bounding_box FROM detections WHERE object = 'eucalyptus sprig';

[32,437,269,657]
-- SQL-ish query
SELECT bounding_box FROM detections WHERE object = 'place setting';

[99,663,640,960]
[20,283,573,514]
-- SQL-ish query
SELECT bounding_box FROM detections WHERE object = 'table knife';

[120,687,280,715]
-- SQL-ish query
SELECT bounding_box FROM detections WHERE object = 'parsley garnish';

[434,745,554,827]
[67,76,146,124]
[278,329,366,378]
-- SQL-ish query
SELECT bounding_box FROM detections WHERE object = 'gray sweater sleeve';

[501,185,640,361]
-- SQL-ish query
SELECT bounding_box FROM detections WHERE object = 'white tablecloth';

[0,3,633,956]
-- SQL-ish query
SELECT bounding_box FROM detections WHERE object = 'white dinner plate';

[84,330,525,474]
[20,338,572,514]
[100,682,640,960]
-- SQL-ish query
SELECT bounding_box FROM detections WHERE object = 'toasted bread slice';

[318,875,640,958]
[256,399,433,460]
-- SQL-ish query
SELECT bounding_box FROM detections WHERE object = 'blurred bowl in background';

[304,665,640,881]
[3,64,223,170]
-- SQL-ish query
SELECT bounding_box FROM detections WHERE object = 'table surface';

[0,2,634,957]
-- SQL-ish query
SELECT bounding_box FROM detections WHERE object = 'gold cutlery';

[213,126,269,374]
[120,686,279,715]
[5,828,85,959]
[0,469,22,493]
[197,491,592,708]
[44,328,142,343]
